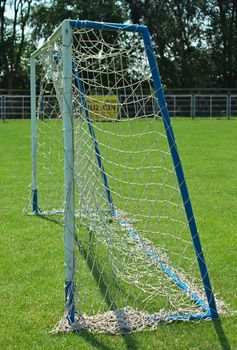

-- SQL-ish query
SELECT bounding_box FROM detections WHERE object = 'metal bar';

[191,95,195,119]
[31,24,62,59]
[30,57,39,213]
[3,95,6,121]
[62,20,75,324]
[194,94,228,97]
[142,27,219,319]
[210,96,212,118]
[22,96,24,119]
[174,95,176,117]
[69,19,146,33]
[227,95,231,119]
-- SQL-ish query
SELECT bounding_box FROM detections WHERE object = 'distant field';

[0,119,236,349]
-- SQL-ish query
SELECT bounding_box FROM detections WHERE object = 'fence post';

[227,95,231,119]
[174,95,176,117]
[39,95,45,121]
[210,96,212,118]
[2,95,6,121]
[191,95,195,119]
[22,96,24,119]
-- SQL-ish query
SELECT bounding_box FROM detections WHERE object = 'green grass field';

[0,119,236,349]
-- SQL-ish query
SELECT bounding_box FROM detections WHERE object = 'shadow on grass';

[79,331,138,350]
[212,319,231,350]
[75,231,138,350]
[35,214,63,225]
[37,214,138,349]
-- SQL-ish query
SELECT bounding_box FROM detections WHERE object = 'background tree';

[204,0,237,88]
[0,0,33,91]
[0,0,236,90]
[30,0,127,42]
[126,0,214,88]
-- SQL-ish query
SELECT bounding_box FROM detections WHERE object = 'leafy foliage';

[0,0,34,90]
[126,0,237,88]
[0,0,236,89]
[204,0,237,87]
[30,0,127,41]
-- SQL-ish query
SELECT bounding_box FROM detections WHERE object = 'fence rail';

[1,94,237,119]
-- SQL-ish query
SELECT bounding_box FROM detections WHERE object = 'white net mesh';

[30,23,222,334]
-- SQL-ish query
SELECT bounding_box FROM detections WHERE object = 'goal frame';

[30,19,218,327]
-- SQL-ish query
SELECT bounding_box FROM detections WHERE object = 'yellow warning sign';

[86,95,119,120]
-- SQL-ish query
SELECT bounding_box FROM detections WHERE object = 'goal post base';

[65,280,75,324]
[32,189,41,215]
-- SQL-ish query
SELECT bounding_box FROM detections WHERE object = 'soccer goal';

[30,19,219,334]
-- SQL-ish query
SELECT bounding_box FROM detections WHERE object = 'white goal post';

[30,19,219,334]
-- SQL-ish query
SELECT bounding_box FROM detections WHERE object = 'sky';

[4,2,14,18]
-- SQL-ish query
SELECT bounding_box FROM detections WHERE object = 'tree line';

[0,0,236,92]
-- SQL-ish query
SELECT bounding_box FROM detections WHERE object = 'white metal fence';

[165,95,237,118]
[1,94,237,119]
[0,95,31,120]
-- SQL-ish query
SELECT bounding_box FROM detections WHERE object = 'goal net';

[29,20,219,334]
